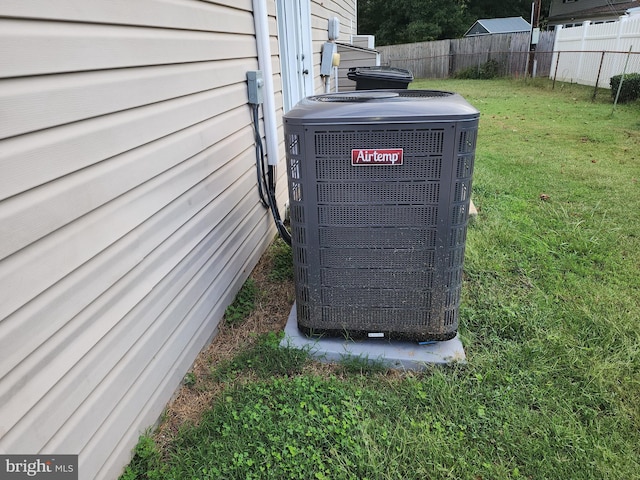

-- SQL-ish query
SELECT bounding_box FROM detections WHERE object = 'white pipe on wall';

[252,0,280,166]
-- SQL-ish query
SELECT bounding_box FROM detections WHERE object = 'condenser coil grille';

[315,129,445,156]
[284,90,479,341]
[316,157,443,181]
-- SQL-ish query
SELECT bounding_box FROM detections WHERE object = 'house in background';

[0,1,356,479]
[464,16,532,37]
[548,0,639,28]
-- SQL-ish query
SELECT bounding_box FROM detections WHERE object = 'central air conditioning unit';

[283,90,479,341]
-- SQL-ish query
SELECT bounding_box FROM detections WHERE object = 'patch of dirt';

[151,240,409,451]
[153,242,295,449]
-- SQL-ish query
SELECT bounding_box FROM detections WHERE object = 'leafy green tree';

[358,0,469,45]
[358,0,552,45]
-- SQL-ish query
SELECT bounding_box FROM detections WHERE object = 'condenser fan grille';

[309,90,454,103]
[315,129,445,156]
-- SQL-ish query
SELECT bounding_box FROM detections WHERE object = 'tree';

[358,0,469,46]
[358,0,552,46]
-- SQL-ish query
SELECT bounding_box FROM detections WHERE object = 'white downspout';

[253,0,280,166]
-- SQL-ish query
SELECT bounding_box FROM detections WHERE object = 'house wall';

[0,1,288,479]
[310,0,358,92]
[550,0,602,18]
[549,0,635,26]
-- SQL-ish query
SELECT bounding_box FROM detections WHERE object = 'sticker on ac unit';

[351,148,403,166]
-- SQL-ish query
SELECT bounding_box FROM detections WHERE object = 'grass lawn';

[121,79,639,480]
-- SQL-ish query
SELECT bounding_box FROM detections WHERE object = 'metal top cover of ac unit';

[283,90,479,124]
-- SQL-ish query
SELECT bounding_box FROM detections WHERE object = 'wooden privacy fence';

[378,31,557,79]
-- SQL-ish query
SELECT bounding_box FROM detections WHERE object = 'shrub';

[610,72,640,103]
[454,59,503,80]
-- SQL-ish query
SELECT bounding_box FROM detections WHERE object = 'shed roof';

[464,16,531,37]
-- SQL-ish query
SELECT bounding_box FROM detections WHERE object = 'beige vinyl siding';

[0,1,285,480]
[310,0,357,93]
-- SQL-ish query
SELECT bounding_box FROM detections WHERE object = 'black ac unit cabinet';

[283,90,479,341]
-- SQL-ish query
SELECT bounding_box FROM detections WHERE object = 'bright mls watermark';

[0,455,77,479]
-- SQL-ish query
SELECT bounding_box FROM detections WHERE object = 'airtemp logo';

[352,148,403,166]
[1,455,77,479]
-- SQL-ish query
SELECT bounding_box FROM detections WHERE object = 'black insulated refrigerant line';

[249,102,292,246]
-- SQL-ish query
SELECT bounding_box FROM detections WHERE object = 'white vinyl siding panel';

[0,1,285,479]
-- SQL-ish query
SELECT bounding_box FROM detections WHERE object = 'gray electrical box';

[284,90,479,341]
[320,42,337,76]
[328,17,340,41]
[246,70,264,104]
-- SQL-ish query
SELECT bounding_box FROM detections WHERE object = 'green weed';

[170,376,364,480]
[182,372,196,388]
[211,331,308,382]
[119,434,164,480]
[224,278,258,326]
[268,237,293,281]
[338,354,388,376]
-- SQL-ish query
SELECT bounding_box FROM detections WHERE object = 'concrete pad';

[280,303,466,370]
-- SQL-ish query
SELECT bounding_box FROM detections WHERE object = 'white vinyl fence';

[551,14,640,88]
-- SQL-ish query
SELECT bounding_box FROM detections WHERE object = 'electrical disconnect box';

[246,70,264,104]
[320,43,338,76]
